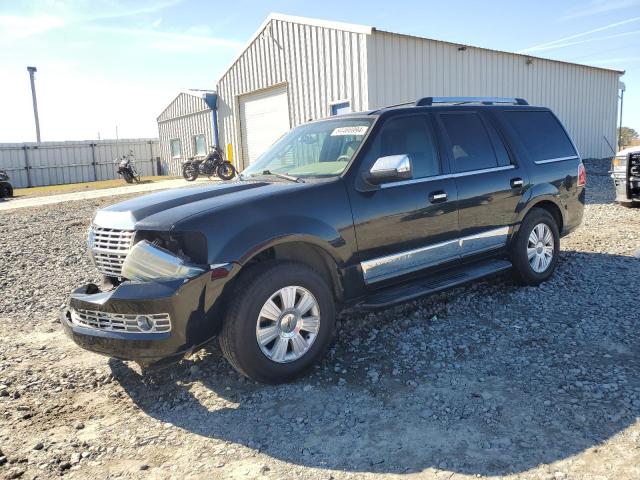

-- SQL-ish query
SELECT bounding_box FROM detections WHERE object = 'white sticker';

[330,125,368,136]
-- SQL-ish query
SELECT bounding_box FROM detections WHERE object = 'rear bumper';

[61,266,237,367]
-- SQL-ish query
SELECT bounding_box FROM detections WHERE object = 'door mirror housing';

[366,155,412,185]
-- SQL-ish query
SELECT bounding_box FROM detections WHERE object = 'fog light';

[136,315,154,332]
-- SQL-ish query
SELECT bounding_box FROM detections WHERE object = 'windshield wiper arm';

[261,170,305,183]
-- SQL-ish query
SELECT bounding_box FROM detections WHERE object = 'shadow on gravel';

[110,250,639,476]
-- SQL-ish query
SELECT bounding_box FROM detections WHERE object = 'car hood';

[618,145,640,156]
[92,180,307,231]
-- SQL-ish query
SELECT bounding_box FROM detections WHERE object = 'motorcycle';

[182,145,236,181]
[0,170,13,199]
[116,151,141,183]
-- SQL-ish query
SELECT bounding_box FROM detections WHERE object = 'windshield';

[242,117,373,179]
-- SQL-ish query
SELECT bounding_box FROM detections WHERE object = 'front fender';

[210,215,349,266]
[170,179,358,270]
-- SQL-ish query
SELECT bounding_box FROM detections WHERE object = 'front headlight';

[612,155,627,170]
[121,240,205,282]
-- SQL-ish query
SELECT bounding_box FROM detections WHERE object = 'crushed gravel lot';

[0,160,638,480]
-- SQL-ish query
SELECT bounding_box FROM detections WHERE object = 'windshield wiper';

[261,170,305,183]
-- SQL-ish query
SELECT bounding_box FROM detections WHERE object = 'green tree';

[618,126,639,148]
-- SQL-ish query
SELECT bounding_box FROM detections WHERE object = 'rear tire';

[219,261,335,384]
[122,172,134,183]
[0,184,11,198]
[510,208,560,286]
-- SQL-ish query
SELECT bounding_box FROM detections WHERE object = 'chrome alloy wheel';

[255,286,321,363]
[527,223,554,273]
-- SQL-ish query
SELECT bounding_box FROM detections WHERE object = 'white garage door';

[239,86,290,167]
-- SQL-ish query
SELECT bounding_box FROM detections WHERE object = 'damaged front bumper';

[61,264,238,367]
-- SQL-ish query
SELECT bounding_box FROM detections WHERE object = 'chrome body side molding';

[533,156,578,165]
[379,165,515,189]
[459,226,509,256]
[361,226,510,284]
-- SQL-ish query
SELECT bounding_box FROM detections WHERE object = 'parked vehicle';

[0,170,12,198]
[182,145,236,181]
[611,145,640,207]
[62,97,586,383]
[116,151,140,183]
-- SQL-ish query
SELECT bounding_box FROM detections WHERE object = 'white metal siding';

[158,111,213,176]
[0,139,159,188]
[367,31,621,160]
[217,18,369,170]
[157,93,213,176]
[239,85,290,165]
[157,93,210,122]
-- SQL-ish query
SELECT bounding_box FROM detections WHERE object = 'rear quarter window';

[504,111,577,162]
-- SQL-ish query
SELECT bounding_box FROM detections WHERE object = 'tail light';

[577,162,586,187]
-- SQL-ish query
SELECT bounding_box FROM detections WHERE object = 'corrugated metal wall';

[367,31,621,160]
[157,93,213,176]
[217,18,369,169]
[0,139,159,188]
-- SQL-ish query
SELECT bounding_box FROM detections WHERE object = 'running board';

[358,259,512,309]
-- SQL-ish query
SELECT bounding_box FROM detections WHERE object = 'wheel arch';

[523,198,564,232]
[517,195,565,233]
[243,239,345,302]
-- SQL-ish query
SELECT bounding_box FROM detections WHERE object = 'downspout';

[203,92,219,149]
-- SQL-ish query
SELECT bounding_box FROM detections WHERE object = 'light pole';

[27,66,41,143]
[618,81,625,151]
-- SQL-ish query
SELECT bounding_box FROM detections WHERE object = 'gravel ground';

[0,160,638,480]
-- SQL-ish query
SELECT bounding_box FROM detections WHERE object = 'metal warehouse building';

[157,91,217,175]
[214,13,623,170]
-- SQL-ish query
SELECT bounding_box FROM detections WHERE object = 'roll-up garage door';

[239,85,290,168]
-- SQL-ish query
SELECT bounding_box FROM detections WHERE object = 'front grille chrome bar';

[69,308,171,333]
[89,226,135,277]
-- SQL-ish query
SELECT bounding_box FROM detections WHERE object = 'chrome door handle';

[510,177,524,188]
[430,191,448,203]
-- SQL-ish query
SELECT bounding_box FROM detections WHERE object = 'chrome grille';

[69,308,171,333]
[89,226,135,277]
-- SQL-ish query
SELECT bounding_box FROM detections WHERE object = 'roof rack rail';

[416,97,528,106]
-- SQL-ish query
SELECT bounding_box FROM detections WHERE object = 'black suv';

[62,97,586,383]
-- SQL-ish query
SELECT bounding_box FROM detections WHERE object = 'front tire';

[511,208,560,285]
[219,261,335,384]
[216,161,236,181]
[182,164,199,181]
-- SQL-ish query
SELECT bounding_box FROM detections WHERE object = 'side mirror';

[366,154,412,185]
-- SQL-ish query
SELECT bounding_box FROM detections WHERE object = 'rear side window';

[439,112,498,172]
[369,115,441,178]
[504,111,577,162]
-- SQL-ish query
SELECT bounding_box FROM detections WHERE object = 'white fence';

[0,138,161,188]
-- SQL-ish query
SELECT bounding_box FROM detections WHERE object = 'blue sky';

[1,0,639,144]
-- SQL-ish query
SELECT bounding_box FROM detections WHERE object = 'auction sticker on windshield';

[331,125,369,136]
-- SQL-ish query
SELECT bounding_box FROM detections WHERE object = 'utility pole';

[27,66,41,143]
[618,81,625,151]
